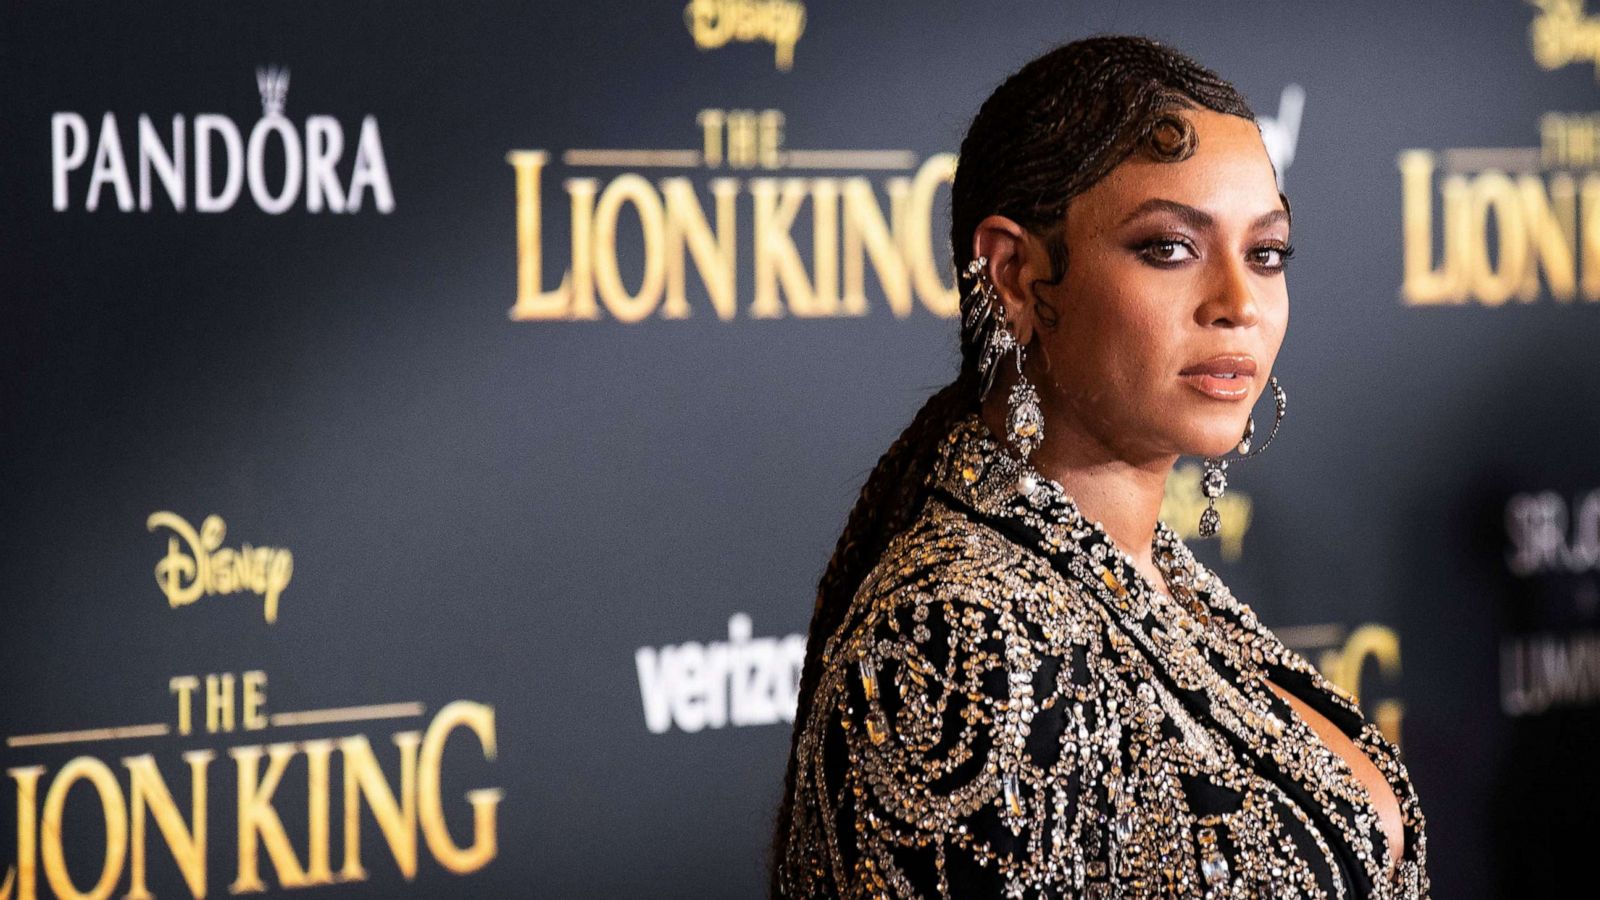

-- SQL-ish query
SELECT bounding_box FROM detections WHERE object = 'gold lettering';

[727,110,760,169]
[339,733,421,882]
[1528,0,1600,80]
[592,174,667,323]
[1399,148,1594,306]
[40,757,126,900]
[243,670,268,731]
[696,109,725,167]
[206,673,235,734]
[1466,170,1528,305]
[2,698,499,898]
[759,110,784,169]
[906,153,958,316]
[1539,111,1600,168]
[147,512,292,623]
[230,742,310,892]
[170,675,199,736]
[418,702,502,875]
[682,0,807,71]
[302,739,336,885]
[1399,150,1463,304]
[806,178,839,316]
[1521,172,1578,301]
[841,177,911,316]
[563,178,601,320]
[507,150,571,320]
[508,144,961,323]
[124,751,211,900]
[1583,174,1600,299]
[750,177,813,317]
[662,177,739,319]
[6,766,45,900]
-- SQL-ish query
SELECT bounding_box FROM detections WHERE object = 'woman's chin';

[1184,425,1250,459]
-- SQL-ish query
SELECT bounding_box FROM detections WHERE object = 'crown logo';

[256,64,290,117]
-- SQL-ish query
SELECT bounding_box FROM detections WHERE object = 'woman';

[769,35,1430,899]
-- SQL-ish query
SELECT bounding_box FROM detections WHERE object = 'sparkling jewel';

[1002,770,1024,816]
[777,413,1427,899]
[864,707,888,745]
[857,656,878,700]
[1201,854,1231,886]
[1006,380,1044,457]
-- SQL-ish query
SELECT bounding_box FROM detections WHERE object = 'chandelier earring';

[960,255,1044,461]
[1199,375,1287,537]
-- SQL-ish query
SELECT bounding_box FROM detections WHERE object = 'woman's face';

[987,107,1291,463]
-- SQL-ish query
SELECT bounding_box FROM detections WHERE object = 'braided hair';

[768,34,1271,896]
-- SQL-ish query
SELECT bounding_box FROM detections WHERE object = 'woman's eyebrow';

[1117,198,1289,231]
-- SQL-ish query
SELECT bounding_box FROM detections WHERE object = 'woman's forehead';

[1070,121,1284,231]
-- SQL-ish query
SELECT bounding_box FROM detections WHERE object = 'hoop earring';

[1199,375,1287,538]
[961,256,1044,461]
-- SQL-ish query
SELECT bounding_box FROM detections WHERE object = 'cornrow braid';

[949,35,1264,322]
[769,34,1271,897]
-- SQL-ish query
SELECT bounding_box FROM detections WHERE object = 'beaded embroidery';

[777,412,1429,899]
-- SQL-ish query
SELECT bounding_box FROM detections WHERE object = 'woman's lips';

[1178,355,1257,400]
[1180,372,1253,399]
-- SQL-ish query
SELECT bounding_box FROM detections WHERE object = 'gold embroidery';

[777,413,1430,899]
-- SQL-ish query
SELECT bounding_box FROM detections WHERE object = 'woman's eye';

[1140,239,1196,264]
[1253,243,1296,270]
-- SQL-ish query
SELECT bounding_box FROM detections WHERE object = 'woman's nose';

[1201,257,1262,328]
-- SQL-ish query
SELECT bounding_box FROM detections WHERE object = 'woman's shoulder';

[805,496,1148,897]
[829,492,1134,694]
[850,491,1086,622]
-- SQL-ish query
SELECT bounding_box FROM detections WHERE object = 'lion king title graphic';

[507,107,958,323]
[0,513,502,899]
[1397,3,1600,306]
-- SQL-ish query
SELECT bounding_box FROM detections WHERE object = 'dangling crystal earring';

[960,256,1044,461]
[1006,346,1044,459]
[1199,375,1286,537]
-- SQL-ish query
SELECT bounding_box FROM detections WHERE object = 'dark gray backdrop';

[3,2,1596,898]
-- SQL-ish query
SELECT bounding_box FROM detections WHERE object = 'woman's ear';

[971,215,1036,347]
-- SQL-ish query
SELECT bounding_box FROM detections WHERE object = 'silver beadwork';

[776,413,1429,899]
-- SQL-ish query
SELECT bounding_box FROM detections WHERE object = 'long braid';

[768,34,1269,897]
[806,373,979,664]
[764,359,978,898]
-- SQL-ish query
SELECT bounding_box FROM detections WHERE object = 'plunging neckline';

[1262,676,1405,875]
[1061,499,1408,877]
[932,412,1422,894]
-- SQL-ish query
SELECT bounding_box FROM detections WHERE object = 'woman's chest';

[1263,678,1405,871]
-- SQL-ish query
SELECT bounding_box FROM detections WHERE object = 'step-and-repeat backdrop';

[3,2,1596,897]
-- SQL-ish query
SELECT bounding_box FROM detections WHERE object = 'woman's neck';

[978,397,1177,587]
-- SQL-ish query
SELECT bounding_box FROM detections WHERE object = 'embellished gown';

[776,413,1429,899]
